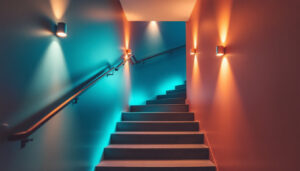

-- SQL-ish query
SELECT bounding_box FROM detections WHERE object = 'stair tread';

[131,104,188,106]
[120,121,197,123]
[149,97,186,100]
[113,131,203,135]
[123,112,193,114]
[106,144,208,149]
[97,160,215,167]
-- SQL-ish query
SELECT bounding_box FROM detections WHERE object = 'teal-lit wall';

[0,1,186,170]
[129,22,186,105]
[0,0,129,170]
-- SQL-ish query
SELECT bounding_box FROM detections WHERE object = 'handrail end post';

[20,138,33,149]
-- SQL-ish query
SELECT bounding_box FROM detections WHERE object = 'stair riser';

[116,122,199,132]
[167,89,186,93]
[103,148,209,160]
[130,105,189,112]
[146,98,185,104]
[157,94,186,99]
[175,85,186,90]
[96,167,216,171]
[110,134,204,144]
[122,113,194,121]
[166,91,186,96]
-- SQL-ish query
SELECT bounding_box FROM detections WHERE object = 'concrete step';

[110,131,204,144]
[166,90,186,96]
[175,84,186,90]
[103,144,209,160]
[96,160,216,171]
[130,104,189,112]
[157,93,186,99]
[122,112,194,121]
[116,121,199,132]
[146,98,185,104]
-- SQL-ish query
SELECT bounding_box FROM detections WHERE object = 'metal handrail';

[7,44,186,147]
[8,59,125,145]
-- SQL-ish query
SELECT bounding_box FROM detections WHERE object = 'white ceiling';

[119,0,197,21]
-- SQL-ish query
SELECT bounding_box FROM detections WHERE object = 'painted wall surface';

[0,0,130,170]
[186,0,300,171]
[129,22,186,105]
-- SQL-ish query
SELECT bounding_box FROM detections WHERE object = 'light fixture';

[125,49,132,56]
[190,49,198,55]
[123,49,132,61]
[56,22,67,38]
[216,46,225,57]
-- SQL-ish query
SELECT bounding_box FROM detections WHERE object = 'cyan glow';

[155,77,184,95]
[91,108,122,170]
[129,90,147,105]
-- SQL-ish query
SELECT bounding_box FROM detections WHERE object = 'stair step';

[176,84,186,90]
[146,98,185,104]
[122,112,194,121]
[130,104,189,112]
[157,93,186,99]
[110,131,204,144]
[116,121,199,131]
[166,90,186,96]
[103,144,209,160]
[96,160,216,171]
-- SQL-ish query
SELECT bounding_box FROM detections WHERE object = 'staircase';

[96,83,216,171]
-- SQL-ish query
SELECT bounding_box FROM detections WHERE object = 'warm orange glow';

[216,0,233,45]
[126,49,132,55]
[50,0,70,20]
[212,57,244,131]
[192,18,198,49]
[190,2,200,49]
[191,55,201,113]
[124,17,130,49]
[190,49,198,56]
[123,60,131,111]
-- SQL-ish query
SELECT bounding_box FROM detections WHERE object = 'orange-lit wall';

[186,0,300,170]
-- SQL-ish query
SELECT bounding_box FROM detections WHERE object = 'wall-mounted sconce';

[216,46,226,57]
[123,49,137,64]
[125,49,132,56]
[190,49,199,55]
[123,49,132,61]
[56,22,67,38]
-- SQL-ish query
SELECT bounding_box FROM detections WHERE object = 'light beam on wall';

[22,39,71,115]
[191,54,201,118]
[123,60,131,111]
[192,20,199,49]
[212,57,245,131]
[216,0,233,45]
[123,16,131,50]
[17,38,71,134]
[50,0,70,20]
[146,21,163,46]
